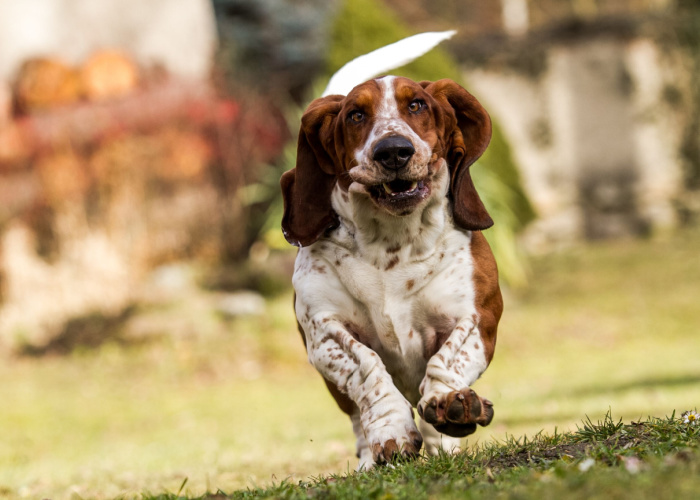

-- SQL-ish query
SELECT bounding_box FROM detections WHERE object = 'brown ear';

[281,95,344,247]
[423,79,493,231]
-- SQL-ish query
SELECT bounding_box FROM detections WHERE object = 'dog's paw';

[359,394,423,466]
[417,388,494,437]
[370,429,423,465]
[365,416,423,465]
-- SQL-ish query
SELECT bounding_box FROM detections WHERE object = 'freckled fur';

[288,76,502,468]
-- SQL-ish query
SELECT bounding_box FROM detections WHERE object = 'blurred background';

[1,0,699,498]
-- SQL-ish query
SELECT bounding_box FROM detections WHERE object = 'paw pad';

[419,388,494,438]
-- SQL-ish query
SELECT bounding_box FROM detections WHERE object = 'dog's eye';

[408,100,425,113]
[348,110,365,123]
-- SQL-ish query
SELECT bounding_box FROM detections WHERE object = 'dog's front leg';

[300,312,423,466]
[417,317,494,437]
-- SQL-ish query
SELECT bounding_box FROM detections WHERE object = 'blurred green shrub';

[333,0,535,286]
[257,0,536,286]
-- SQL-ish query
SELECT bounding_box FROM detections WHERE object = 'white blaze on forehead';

[377,76,399,121]
[374,76,411,136]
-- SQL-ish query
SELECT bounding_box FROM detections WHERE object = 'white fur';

[293,78,489,466]
[420,419,462,456]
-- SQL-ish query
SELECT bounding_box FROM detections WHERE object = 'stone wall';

[464,32,692,250]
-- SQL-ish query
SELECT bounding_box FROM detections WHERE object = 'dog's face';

[281,77,494,247]
[339,76,442,216]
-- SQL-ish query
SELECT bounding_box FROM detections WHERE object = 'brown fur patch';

[470,231,503,363]
[385,256,399,270]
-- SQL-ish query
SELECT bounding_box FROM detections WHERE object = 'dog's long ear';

[422,79,493,231]
[281,95,344,247]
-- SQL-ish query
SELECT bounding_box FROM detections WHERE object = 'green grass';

[160,412,700,500]
[1,227,700,499]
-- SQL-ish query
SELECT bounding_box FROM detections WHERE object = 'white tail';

[322,30,457,97]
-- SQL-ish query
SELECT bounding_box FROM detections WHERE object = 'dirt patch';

[485,441,591,470]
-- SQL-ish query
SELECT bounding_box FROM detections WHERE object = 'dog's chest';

[311,229,478,402]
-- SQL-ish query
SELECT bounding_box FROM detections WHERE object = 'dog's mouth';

[374,179,425,198]
[368,178,430,212]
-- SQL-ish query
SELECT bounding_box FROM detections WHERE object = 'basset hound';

[281,76,502,469]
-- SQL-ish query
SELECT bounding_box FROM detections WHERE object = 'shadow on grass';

[496,412,585,427]
[495,374,700,428]
[18,305,150,356]
[557,374,700,397]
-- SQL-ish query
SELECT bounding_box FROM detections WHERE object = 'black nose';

[372,136,415,170]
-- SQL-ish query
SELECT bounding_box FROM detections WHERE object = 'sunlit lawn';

[1,227,699,499]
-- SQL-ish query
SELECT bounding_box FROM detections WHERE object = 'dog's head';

[281,77,493,247]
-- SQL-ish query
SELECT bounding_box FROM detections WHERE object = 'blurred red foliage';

[0,60,288,267]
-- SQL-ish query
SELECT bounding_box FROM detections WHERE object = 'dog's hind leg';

[321,377,373,469]
[351,410,374,470]
[419,418,462,456]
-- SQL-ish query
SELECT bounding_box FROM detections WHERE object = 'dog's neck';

[329,163,453,265]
